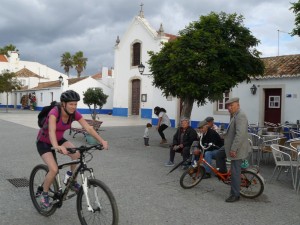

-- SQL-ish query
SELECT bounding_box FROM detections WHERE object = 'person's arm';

[156,117,162,129]
[78,118,108,150]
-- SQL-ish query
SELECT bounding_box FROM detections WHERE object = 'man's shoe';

[225,195,240,203]
[160,139,168,144]
[202,173,211,179]
[164,161,175,167]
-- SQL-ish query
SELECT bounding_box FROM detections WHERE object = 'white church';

[1,7,300,128]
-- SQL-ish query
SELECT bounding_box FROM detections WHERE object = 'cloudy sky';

[0,0,298,76]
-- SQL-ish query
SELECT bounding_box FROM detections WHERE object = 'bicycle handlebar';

[52,144,104,154]
[198,133,220,151]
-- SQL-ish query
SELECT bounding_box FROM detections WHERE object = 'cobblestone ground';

[0,110,300,225]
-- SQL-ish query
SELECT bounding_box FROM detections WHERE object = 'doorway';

[264,88,282,124]
[131,79,140,115]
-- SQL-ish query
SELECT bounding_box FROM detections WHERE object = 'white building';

[0,51,114,115]
[113,9,300,128]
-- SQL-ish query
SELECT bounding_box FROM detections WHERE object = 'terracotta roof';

[258,54,300,79]
[0,54,8,62]
[29,80,61,90]
[15,68,43,78]
[68,76,88,85]
[91,70,112,79]
[165,33,177,41]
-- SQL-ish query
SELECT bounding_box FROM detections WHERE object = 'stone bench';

[70,119,103,138]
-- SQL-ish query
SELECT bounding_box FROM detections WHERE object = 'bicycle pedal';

[66,193,77,199]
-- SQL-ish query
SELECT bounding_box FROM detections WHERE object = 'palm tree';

[72,51,87,77]
[60,52,73,76]
[0,44,17,56]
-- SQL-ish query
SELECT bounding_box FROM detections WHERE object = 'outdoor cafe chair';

[289,140,300,161]
[270,144,300,190]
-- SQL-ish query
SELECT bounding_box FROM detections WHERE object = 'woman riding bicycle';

[36,90,108,208]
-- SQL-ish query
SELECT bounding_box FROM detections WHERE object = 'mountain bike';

[179,136,265,199]
[29,144,119,225]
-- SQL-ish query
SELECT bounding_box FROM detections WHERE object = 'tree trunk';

[5,92,9,113]
[180,97,194,119]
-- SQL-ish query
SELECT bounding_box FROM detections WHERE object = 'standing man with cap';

[165,117,198,168]
[221,97,250,203]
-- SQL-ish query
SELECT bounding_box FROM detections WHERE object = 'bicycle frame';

[51,148,98,212]
[193,133,232,182]
[195,147,231,183]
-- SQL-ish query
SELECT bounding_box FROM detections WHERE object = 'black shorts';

[36,138,68,156]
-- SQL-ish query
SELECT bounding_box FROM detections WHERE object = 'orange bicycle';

[179,136,265,199]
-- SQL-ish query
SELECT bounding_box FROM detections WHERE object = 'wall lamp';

[138,62,151,75]
[58,75,64,86]
[250,84,257,95]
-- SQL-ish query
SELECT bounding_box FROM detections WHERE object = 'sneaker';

[70,181,81,192]
[202,173,211,179]
[164,161,175,167]
[160,139,168,144]
[40,193,50,208]
[181,165,189,170]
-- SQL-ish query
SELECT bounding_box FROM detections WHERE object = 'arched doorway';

[131,79,140,115]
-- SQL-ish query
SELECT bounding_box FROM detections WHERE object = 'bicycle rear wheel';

[29,164,58,216]
[240,170,264,198]
[180,166,205,189]
[77,178,119,225]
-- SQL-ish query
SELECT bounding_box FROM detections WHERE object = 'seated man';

[205,116,219,131]
[165,117,198,169]
[197,120,224,178]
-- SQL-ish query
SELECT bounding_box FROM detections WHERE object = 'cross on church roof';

[139,3,144,18]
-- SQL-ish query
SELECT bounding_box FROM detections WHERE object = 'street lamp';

[58,75,64,86]
[138,62,151,75]
[250,84,257,95]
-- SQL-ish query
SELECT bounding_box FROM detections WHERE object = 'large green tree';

[73,51,88,77]
[290,1,300,36]
[60,52,73,76]
[0,70,21,112]
[148,12,264,118]
[0,44,17,56]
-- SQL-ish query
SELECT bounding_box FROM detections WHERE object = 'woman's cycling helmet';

[60,90,80,102]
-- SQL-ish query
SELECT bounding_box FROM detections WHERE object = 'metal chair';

[248,133,263,165]
[270,144,300,190]
[289,140,300,161]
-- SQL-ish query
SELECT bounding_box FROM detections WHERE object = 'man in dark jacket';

[165,117,198,168]
[198,120,224,179]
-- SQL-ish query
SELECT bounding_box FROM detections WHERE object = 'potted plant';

[83,88,108,144]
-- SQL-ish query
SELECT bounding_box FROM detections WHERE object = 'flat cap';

[180,117,190,122]
[225,97,239,104]
[205,116,214,122]
[197,120,208,128]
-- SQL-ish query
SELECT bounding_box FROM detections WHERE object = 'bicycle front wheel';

[240,170,264,199]
[180,166,205,189]
[77,179,119,225]
[29,164,58,216]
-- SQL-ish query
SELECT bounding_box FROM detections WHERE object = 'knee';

[49,166,58,175]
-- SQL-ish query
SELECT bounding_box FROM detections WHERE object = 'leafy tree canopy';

[0,70,21,93]
[83,88,108,121]
[148,12,264,112]
[290,1,300,36]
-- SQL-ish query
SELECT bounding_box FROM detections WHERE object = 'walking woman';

[154,106,171,144]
